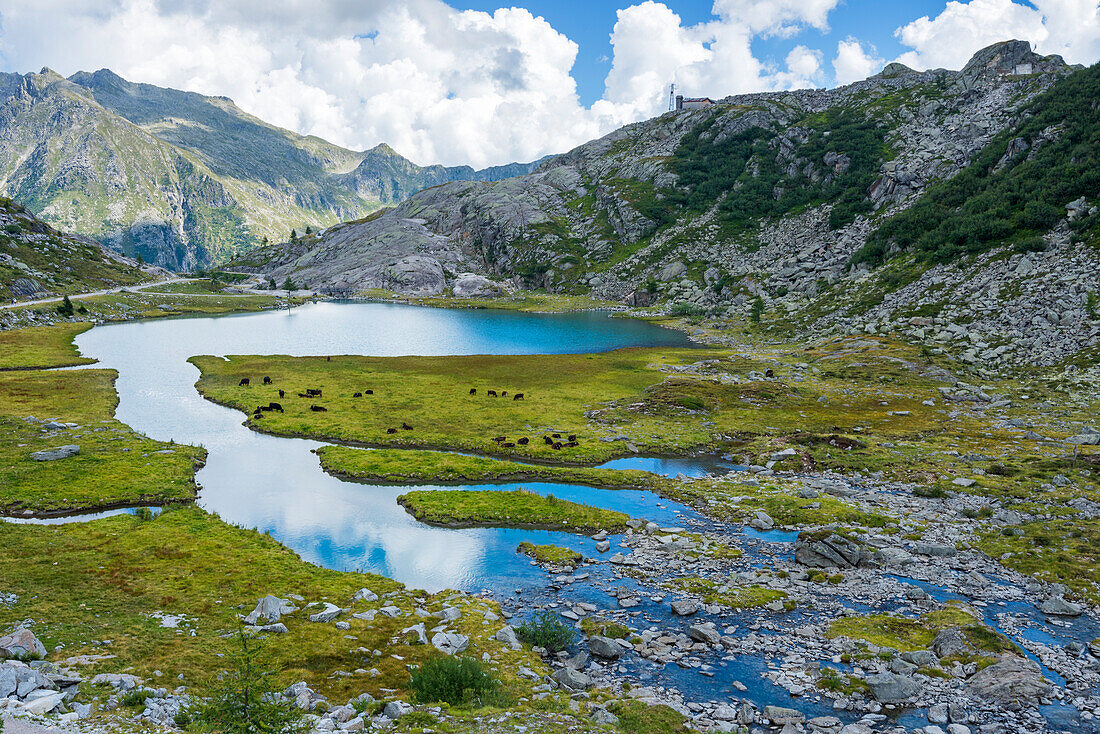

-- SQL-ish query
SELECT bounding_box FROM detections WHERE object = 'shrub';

[56,295,74,318]
[408,656,501,707]
[749,296,765,323]
[119,689,152,708]
[1087,291,1098,320]
[195,630,307,734]
[133,507,154,522]
[669,302,706,318]
[516,611,575,652]
[3,223,19,234]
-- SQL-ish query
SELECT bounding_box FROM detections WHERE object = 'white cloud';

[833,37,884,84]
[8,0,1093,170]
[894,0,1100,70]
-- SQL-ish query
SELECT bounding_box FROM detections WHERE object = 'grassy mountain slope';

[0,196,156,302]
[0,69,540,270]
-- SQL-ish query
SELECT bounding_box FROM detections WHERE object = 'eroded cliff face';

[0,69,539,271]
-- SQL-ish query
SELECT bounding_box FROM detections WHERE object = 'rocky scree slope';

[0,196,160,303]
[0,69,539,271]
[240,41,1099,372]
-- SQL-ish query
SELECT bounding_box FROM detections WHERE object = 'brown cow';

[564,441,578,448]
[513,393,524,400]
[487,390,497,397]
[310,405,327,412]
[401,422,413,431]
[492,436,506,443]
[502,442,516,448]
[239,378,250,386]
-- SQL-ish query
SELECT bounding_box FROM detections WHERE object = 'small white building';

[675,95,715,111]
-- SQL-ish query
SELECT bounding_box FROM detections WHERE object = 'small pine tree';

[1087,291,1099,320]
[195,630,306,734]
[282,278,295,292]
[268,277,277,290]
[304,225,312,235]
[749,296,765,324]
[56,295,75,317]
[136,253,145,266]
[289,229,298,243]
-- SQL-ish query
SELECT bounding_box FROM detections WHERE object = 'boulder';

[431,632,469,655]
[931,627,972,658]
[551,667,591,691]
[0,665,17,698]
[591,707,620,726]
[351,588,378,603]
[670,599,700,616]
[494,625,521,650]
[793,532,869,569]
[688,623,721,645]
[308,603,343,623]
[243,595,294,625]
[452,273,502,298]
[400,623,428,645]
[0,629,47,659]
[1040,596,1083,617]
[658,261,687,282]
[382,700,412,719]
[588,636,622,660]
[20,691,64,715]
[30,445,79,461]
[763,705,805,724]
[967,656,1051,707]
[865,672,921,703]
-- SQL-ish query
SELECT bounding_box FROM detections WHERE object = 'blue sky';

[453,0,953,104]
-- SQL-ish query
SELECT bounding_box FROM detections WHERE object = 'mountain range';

[232,40,1100,373]
[0,69,541,270]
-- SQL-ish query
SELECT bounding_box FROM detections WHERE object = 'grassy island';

[397,489,630,533]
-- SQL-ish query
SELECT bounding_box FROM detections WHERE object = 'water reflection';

[74,302,695,591]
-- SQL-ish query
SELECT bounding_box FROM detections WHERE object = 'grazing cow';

[469,388,477,395]
[252,412,263,419]
[305,389,322,397]
[491,436,507,443]
[326,356,331,362]
[269,402,283,412]
[501,391,507,397]
[765,369,774,379]
[552,442,562,450]
[487,390,497,397]
[567,434,577,442]
[239,378,250,386]
[310,405,327,412]
[551,433,561,439]
[564,441,579,448]
[401,422,413,431]
[544,436,553,445]
[256,405,270,412]
[517,437,529,445]
[263,376,272,385]
[278,389,285,398]
[386,427,397,434]
[364,389,373,395]
[513,393,524,400]
[502,442,516,448]
[353,392,362,398]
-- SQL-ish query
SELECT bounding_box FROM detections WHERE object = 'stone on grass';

[382,700,413,719]
[431,632,469,655]
[494,625,521,650]
[30,445,79,461]
[308,603,343,623]
[0,629,47,659]
[351,588,378,603]
[551,667,591,691]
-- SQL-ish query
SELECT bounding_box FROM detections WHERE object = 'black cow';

[552,442,562,450]
[239,378,250,386]
[305,389,322,397]
[269,402,283,412]
[564,441,578,448]
[310,405,327,412]
[487,390,497,397]
[256,405,270,412]
[263,376,272,385]
[278,389,285,398]
[326,356,331,362]
[401,422,413,430]
[543,436,553,445]
[386,427,397,434]
[513,393,524,400]
[551,433,561,439]
[517,437,529,445]
[492,436,506,443]
[353,392,362,398]
[567,434,577,442]
[501,391,507,397]
[364,389,373,395]
[765,368,774,379]
[469,388,477,395]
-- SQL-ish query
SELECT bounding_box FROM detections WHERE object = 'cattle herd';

[236,376,579,450]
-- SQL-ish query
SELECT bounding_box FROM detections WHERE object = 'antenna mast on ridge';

[668,83,676,112]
